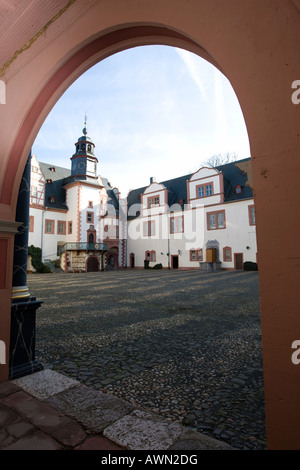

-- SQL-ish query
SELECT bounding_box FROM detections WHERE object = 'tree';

[202,152,237,168]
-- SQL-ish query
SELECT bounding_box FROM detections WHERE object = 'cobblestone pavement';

[28,269,266,450]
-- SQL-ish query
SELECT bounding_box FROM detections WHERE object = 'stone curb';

[12,369,234,451]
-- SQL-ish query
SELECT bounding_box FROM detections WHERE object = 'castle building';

[29,124,257,272]
[29,122,121,272]
[126,159,257,270]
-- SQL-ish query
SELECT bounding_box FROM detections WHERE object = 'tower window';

[87,212,94,223]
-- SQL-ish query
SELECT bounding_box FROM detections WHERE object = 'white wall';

[127,198,257,269]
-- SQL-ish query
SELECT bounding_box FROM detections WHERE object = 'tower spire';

[83,113,88,135]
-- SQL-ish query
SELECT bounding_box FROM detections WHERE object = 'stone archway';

[0,0,300,450]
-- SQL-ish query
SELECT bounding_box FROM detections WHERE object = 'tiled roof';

[39,162,70,210]
[127,158,253,216]
[38,162,119,212]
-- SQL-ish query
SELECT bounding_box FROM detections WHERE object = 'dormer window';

[148,195,160,208]
[50,167,55,172]
[197,182,213,198]
[47,179,52,184]
[49,196,55,203]
[235,185,242,194]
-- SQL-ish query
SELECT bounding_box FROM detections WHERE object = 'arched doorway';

[86,256,99,272]
[130,253,135,269]
[0,1,300,450]
[107,247,118,269]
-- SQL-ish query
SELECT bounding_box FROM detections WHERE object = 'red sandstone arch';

[0,1,300,450]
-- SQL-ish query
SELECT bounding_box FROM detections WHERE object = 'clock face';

[78,162,85,170]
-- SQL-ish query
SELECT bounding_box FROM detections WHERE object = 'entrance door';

[87,256,98,272]
[130,253,135,268]
[234,253,244,270]
[172,255,179,269]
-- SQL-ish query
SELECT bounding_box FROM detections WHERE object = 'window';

[104,224,118,239]
[207,210,225,230]
[235,185,242,194]
[148,195,160,208]
[87,212,94,223]
[32,166,38,173]
[29,216,34,233]
[206,184,213,196]
[170,216,184,234]
[143,220,156,237]
[68,221,72,234]
[88,201,93,208]
[190,249,203,261]
[45,219,54,234]
[249,205,256,225]
[223,246,232,262]
[145,250,156,262]
[197,182,213,198]
[31,186,37,197]
[57,221,66,235]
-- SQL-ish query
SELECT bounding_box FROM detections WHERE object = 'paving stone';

[28,270,266,450]
[0,429,15,448]
[0,381,20,398]
[7,396,70,433]
[169,428,234,450]
[0,404,21,427]
[46,383,134,432]
[75,436,124,450]
[6,420,35,438]
[12,369,79,400]
[2,431,63,450]
[2,390,33,407]
[103,409,183,450]
[51,421,87,447]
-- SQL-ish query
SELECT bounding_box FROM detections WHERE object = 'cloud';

[175,48,208,102]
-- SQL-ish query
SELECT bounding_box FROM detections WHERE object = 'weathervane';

[83,113,88,135]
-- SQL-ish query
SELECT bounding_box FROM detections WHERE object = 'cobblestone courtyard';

[28,269,266,450]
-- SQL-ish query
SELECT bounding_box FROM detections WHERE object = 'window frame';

[223,246,232,262]
[170,215,184,234]
[45,219,54,234]
[207,210,226,230]
[145,250,156,262]
[143,219,156,237]
[248,204,256,226]
[57,220,66,235]
[190,249,203,261]
[29,215,34,233]
[87,212,94,224]
[147,194,160,208]
[196,181,214,199]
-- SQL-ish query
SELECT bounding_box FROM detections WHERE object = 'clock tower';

[71,118,98,179]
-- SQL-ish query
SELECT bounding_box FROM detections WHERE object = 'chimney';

[150,177,156,184]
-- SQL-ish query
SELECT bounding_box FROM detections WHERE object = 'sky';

[32,45,251,197]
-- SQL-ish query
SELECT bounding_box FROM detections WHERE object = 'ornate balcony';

[60,242,108,253]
